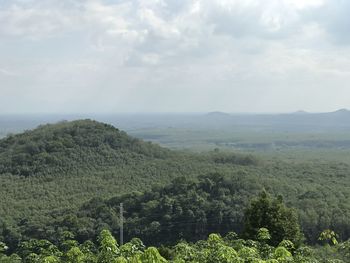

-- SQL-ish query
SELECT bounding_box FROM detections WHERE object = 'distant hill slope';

[0,120,258,226]
[0,119,169,177]
[206,111,232,118]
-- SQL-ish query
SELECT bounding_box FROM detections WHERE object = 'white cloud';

[0,0,349,113]
[285,0,324,10]
[0,68,17,76]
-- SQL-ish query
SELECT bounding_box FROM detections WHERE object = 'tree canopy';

[244,191,302,246]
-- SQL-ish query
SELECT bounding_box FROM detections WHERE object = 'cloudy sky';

[1,0,349,113]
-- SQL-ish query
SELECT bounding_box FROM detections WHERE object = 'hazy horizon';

[0,108,349,116]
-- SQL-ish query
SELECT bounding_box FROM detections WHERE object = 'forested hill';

[47,174,301,247]
[2,120,350,255]
[0,120,257,227]
[0,119,170,177]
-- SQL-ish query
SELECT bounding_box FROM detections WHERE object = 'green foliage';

[278,240,295,254]
[0,120,170,177]
[140,247,167,263]
[319,230,338,245]
[98,229,119,263]
[273,247,292,261]
[33,173,260,246]
[1,119,350,252]
[338,239,350,259]
[211,151,259,166]
[1,229,349,262]
[244,191,302,246]
[257,228,271,242]
[65,247,85,263]
[0,241,8,253]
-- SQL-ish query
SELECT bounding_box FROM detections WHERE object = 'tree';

[244,191,302,246]
[140,247,167,263]
[66,247,86,263]
[319,229,338,246]
[97,230,119,263]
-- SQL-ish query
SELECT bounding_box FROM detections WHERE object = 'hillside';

[46,174,301,246]
[0,119,170,177]
[40,168,350,247]
[0,120,258,227]
[0,120,179,224]
[2,120,350,252]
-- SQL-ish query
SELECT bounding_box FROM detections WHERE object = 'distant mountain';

[199,109,350,131]
[206,111,231,117]
[2,110,350,139]
[205,111,233,121]
[292,110,309,115]
[329,108,350,115]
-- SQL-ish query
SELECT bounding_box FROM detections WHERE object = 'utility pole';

[120,203,124,246]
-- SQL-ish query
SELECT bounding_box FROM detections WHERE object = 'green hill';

[0,120,254,226]
[0,120,181,224]
[39,168,350,247]
[2,120,350,251]
[0,119,170,177]
[44,174,300,247]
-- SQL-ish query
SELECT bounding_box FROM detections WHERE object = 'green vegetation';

[244,191,301,246]
[130,126,318,148]
[1,228,349,262]
[0,119,170,177]
[0,120,261,227]
[29,175,300,249]
[128,126,350,163]
[1,120,350,261]
[0,192,348,262]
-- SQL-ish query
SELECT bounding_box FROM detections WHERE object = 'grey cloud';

[304,0,350,45]
[0,0,350,113]
[0,2,82,38]
[201,1,289,39]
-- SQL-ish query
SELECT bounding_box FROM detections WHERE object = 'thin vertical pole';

[120,203,124,246]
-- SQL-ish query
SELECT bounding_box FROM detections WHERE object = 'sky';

[0,0,350,114]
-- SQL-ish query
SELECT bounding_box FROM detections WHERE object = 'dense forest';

[34,176,301,247]
[1,120,350,261]
[1,195,349,262]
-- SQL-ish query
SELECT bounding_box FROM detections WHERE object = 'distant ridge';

[206,111,231,117]
[331,108,350,114]
[292,110,309,115]
[198,108,350,131]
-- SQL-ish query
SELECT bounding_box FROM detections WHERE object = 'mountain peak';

[206,111,231,117]
[293,110,309,115]
[334,108,350,114]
